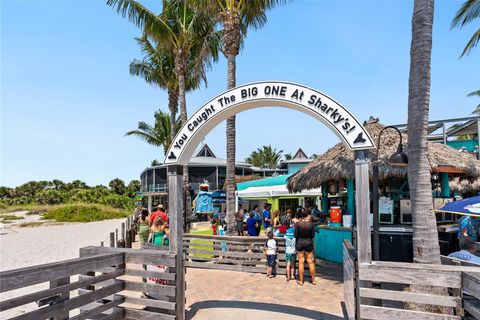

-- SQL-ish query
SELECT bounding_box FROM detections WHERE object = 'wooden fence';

[0,246,178,320]
[185,233,313,276]
[342,240,480,320]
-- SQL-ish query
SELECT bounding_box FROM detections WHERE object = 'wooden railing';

[183,233,288,274]
[441,255,480,319]
[0,246,179,320]
[342,241,480,320]
[343,240,358,320]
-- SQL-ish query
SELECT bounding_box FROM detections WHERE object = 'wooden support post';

[354,150,371,264]
[115,229,118,247]
[168,165,185,320]
[110,232,115,248]
[126,229,131,248]
[121,223,125,241]
[49,277,70,320]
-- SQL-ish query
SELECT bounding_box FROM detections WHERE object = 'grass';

[18,221,47,228]
[0,204,52,215]
[42,204,129,222]
[189,229,215,259]
[0,215,24,220]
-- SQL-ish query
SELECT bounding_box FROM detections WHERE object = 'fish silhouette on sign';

[353,133,366,144]
[168,152,177,160]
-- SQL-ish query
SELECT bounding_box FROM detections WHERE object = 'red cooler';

[330,206,342,223]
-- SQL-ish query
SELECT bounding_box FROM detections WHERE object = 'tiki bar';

[287,119,480,263]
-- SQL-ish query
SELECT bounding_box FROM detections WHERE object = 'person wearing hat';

[284,227,296,281]
[149,204,168,227]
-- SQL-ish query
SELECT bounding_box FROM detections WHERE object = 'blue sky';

[1,0,479,188]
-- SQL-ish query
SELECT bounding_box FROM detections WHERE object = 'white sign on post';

[165,81,375,165]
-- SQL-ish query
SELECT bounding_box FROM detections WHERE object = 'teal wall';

[441,172,450,197]
[314,226,352,263]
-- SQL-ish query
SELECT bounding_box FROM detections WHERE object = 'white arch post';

[166,81,375,319]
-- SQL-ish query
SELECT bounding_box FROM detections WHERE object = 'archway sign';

[165,81,375,320]
[165,81,374,165]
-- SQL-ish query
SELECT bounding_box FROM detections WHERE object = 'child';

[265,228,277,278]
[151,217,169,247]
[284,227,296,281]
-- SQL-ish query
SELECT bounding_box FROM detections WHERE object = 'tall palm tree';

[125,110,181,156]
[130,36,179,143]
[107,0,219,216]
[130,35,212,142]
[407,0,440,265]
[452,0,480,57]
[199,0,285,234]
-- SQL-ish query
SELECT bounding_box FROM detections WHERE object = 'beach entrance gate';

[165,81,376,320]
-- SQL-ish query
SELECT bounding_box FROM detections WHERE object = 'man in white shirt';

[448,236,480,264]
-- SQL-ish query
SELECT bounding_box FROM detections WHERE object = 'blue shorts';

[267,254,277,267]
[285,253,296,263]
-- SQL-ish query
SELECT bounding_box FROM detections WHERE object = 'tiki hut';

[287,120,480,192]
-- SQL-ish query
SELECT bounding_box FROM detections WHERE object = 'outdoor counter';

[314,225,352,263]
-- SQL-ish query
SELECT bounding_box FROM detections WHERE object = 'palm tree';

[467,90,480,114]
[284,153,293,161]
[199,0,285,234]
[109,178,126,195]
[125,110,181,156]
[407,0,440,265]
[245,145,283,169]
[130,34,212,142]
[452,0,480,57]
[107,0,220,216]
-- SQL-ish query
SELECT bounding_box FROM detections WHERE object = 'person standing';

[295,208,316,286]
[236,204,245,236]
[252,205,262,236]
[246,212,258,237]
[284,227,296,281]
[151,216,169,247]
[458,215,479,241]
[263,203,272,230]
[265,228,277,278]
[137,209,150,246]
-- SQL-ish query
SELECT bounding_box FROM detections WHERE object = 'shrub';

[36,190,64,205]
[43,204,128,222]
[100,194,132,209]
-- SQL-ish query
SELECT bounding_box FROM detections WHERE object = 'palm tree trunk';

[407,0,440,265]
[225,52,237,236]
[168,88,179,144]
[175,51,191,219]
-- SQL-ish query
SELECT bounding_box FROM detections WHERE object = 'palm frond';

[460,28,480,57]
[467,90,480,97]
[452,0,480,28]
[107,0,175,42]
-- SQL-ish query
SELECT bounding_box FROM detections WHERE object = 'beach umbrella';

[435,196,480,217]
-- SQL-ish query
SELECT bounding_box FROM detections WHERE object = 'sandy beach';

[0,214,126,318]
[0,214,125,271]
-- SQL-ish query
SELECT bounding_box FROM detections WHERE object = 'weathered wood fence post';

[354,150,371,264]
[168,165,185,320]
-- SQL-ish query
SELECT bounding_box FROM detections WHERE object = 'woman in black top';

[294,208,316,286]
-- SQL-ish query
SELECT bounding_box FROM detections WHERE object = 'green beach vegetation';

[0,178,140,222]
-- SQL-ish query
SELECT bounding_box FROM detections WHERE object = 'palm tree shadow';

[186,300,344,320]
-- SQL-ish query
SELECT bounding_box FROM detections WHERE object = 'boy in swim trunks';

[284,227,296,281]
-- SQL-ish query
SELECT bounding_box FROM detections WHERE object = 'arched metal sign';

[165,81,374,165]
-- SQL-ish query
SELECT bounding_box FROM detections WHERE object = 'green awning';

[237,174,293,191]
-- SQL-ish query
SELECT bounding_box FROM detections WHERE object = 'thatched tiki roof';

[287,121,480,192]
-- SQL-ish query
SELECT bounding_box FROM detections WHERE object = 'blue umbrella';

[435,196,480,217]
